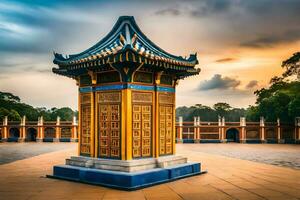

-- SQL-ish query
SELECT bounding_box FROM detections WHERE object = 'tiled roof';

[53,16,198,68]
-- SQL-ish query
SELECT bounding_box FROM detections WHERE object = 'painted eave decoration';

[52,16,200,78]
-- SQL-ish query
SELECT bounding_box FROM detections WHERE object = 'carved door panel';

[80,103,91,155]
[99,104,120,158]
[132,105,152,158]
[159,105,173,155]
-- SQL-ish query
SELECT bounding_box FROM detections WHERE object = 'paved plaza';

[0,143,299,200]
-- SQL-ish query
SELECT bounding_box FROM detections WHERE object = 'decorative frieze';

[98,92,121,103]
[158,92,174,105]
[132,92,153,103]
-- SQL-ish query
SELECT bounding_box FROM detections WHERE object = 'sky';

[0,0,299,110]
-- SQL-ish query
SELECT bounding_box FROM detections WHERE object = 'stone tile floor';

[184,143,300,169]
[0,143,299,200]
[0,142,75,165]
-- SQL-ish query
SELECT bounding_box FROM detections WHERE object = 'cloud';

[155,8,181,16]
[240,29,300,48]
[246,80,258,89]
[198,74,241,91]
[215,57,237,63]
[189,0,233,17]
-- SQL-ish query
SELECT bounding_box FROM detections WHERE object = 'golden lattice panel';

[158,92,174,156]
[132,104,152,158]
[132,92,153,103]
[80,103,91,155]
[98,92,121,158]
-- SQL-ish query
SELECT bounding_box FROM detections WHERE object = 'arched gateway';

[226,128,240,142]
[9,128,20,142]
[26,128,37,141]
[50,16,203,190]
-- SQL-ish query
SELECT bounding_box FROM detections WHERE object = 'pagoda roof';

[53,16,200,78]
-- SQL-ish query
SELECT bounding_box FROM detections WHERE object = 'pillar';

[71,116,78,142]
[54,116,61,142]
[260,116,266,143]
[19,115,26,142]
[277,118,284,143]
[177,116,183,143]
[197,116,201,142]
[240,117,246,143]
[193,117,198,142]
[37,116,44,142]
[295,117,300,144]
[2,116,8,142]
[220,117,226,142]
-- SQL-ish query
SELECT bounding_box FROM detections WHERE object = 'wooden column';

[121,88,132,160]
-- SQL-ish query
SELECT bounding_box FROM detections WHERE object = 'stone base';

[43,138,54,142]
[278,139,285,144]
[66,155,188,172]
[200,139,221,143]
[220,139,227,143]
[296,139,300,144]
[53,138,60,142]
[194,139,201,143]
[49,162,203,190]
[239,139,247,143]
[49,155,204,190]
[70,138,78,142]
[176,138,183,143]
[261,140,267,144]
[36,138,43,142]
[59,138,71,142]
[1,138,7,142]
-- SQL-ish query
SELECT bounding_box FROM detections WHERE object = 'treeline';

[176,103,246,122]
[0,92,77,121]
[177,52,300,123]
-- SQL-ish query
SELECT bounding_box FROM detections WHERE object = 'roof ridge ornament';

[125,24,131,45]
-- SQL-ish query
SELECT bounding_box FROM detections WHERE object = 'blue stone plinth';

[49,162,202,190]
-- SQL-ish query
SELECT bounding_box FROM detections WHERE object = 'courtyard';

[0,143,299,200]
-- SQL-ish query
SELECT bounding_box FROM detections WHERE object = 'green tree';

[0,108,10,121]
[51,107,75,121]
[8,109,21,121]
[248,52,300,123]
[0,91,20,103]
[281,52,300,79]
[213,103,231,117]
[288,95,300,120]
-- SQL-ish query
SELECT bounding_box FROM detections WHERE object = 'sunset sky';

[0,0,299,110]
